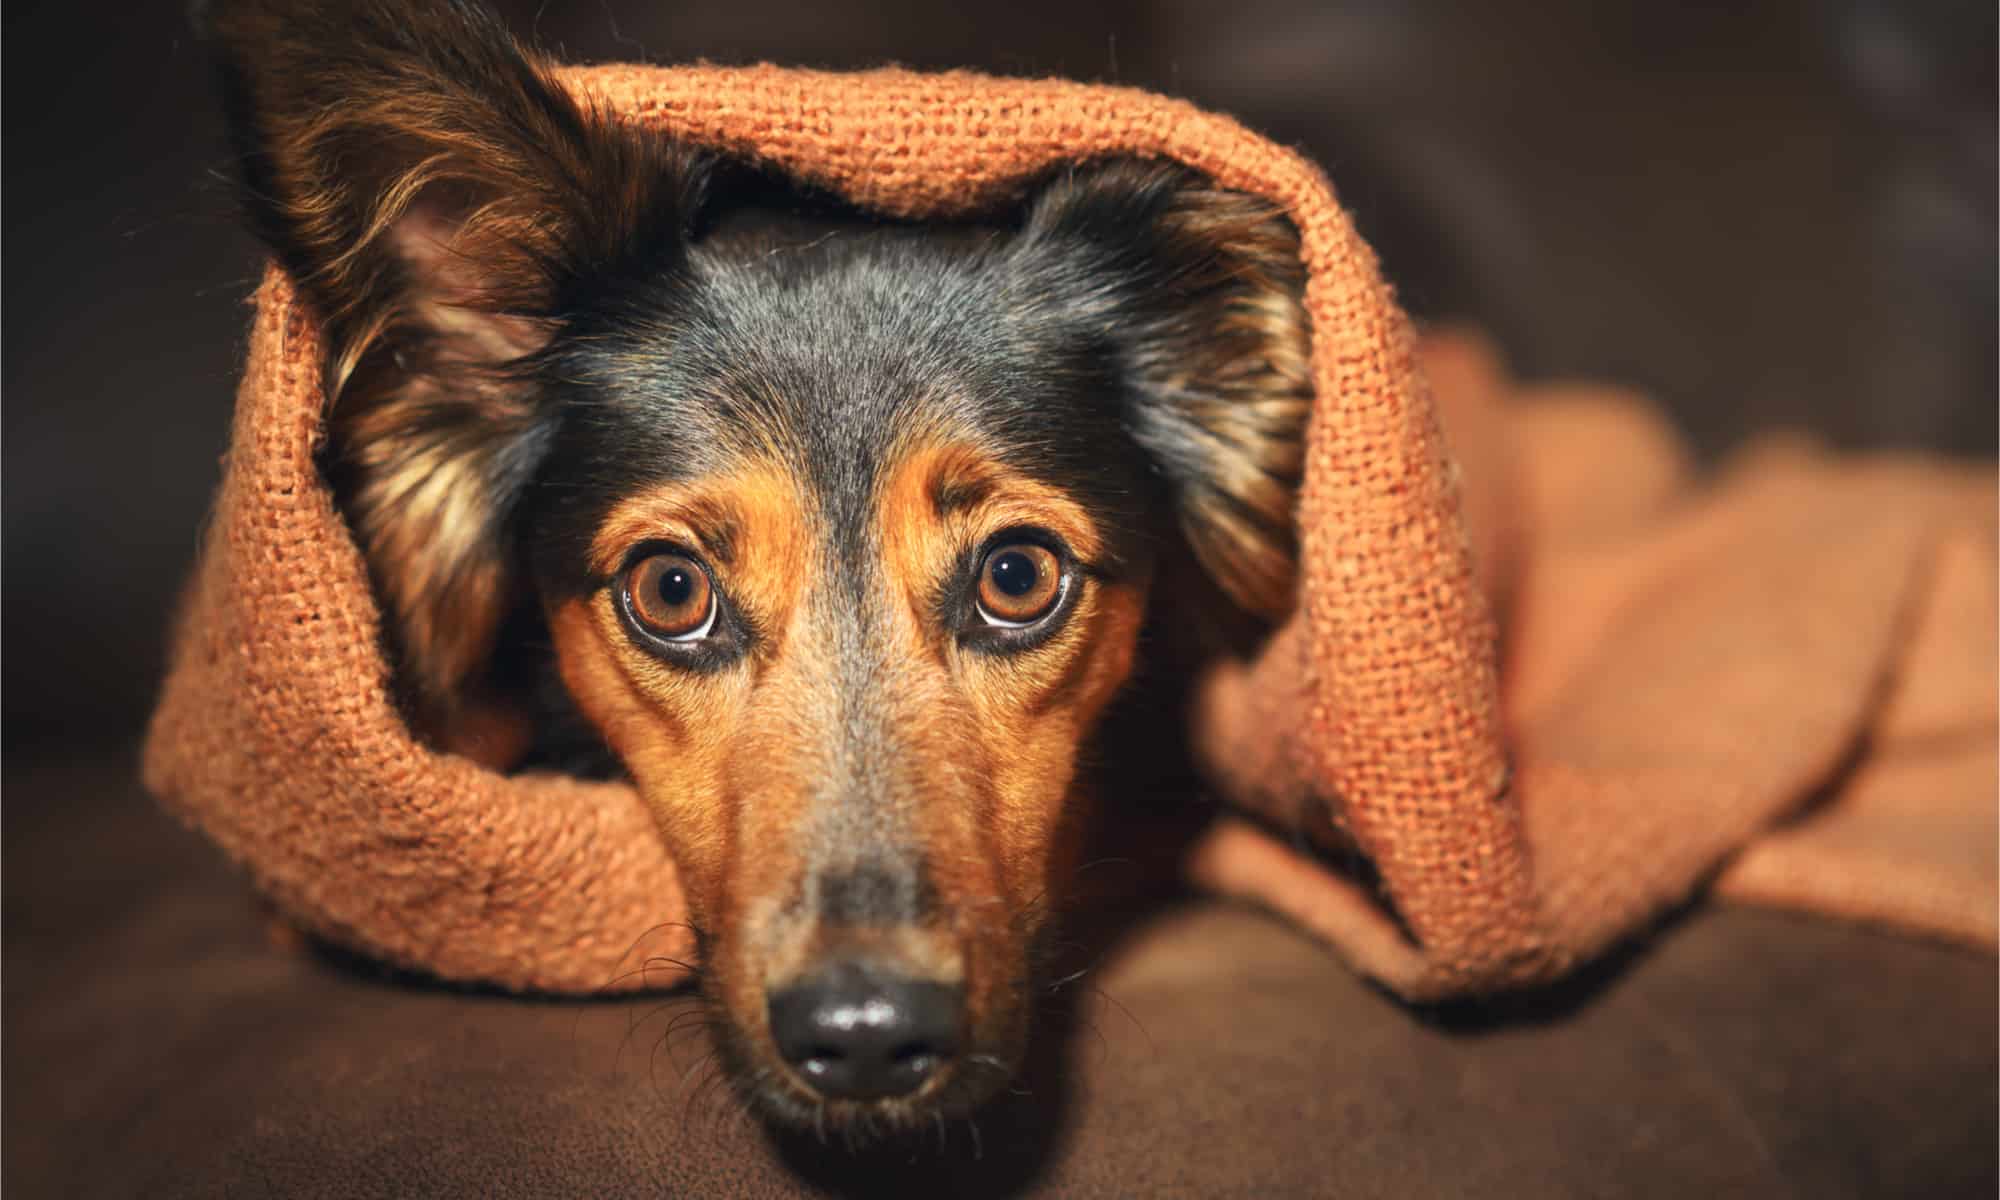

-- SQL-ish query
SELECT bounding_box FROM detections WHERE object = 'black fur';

[520,174,1160,605]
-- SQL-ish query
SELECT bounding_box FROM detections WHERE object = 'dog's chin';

[744,1068,1007,1144]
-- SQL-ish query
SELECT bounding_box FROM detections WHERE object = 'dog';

[201,0,1310,1135]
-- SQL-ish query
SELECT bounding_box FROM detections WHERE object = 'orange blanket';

[144,64,1997,999]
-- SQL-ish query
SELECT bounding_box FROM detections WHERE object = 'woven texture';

[143,64,1997,999]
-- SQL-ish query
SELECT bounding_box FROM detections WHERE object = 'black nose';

[767,964,963,1100]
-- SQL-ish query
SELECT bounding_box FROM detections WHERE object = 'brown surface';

[6,757,1996,1197]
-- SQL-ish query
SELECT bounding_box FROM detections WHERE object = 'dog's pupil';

[990,551,1038,597]
[659,566,696,608]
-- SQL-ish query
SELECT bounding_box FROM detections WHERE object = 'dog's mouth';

[722,1037,1019,1142]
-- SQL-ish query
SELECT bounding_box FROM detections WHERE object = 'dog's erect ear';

[200,0,710,726]
[1013,161,1313,623]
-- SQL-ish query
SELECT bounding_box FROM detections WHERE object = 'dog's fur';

[203,0,1310,1134]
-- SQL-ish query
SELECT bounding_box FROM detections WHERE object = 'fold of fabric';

[144,64,1997,998]
[1192,330,1995,997]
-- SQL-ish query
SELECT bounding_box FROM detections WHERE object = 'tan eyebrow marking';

[930,473,994,517]
[589,464,797,578]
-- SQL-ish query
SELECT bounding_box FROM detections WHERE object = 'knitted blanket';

[144,63,1997,999]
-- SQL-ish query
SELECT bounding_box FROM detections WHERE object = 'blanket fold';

[144,63,1997,998]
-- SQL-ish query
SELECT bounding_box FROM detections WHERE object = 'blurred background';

[4,0,1994,758]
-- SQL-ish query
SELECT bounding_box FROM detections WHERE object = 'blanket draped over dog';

[144,64,1997,999]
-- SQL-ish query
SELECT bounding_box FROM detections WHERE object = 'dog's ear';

[1013,161,1312,623]
[200,0,710,727]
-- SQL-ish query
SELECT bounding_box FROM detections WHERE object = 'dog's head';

[205,0,1310,1131]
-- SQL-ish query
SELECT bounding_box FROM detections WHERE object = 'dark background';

[4,0,1994,757]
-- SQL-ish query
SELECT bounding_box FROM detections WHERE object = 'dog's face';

[525,222,1168,1121]
[206,0,1309,1132]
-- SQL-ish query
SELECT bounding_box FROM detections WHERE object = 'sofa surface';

[4,756,1993,1198]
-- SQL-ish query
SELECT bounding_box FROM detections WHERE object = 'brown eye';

[623,552,716,642]
[975,542,1063,627]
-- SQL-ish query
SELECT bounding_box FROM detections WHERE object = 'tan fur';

[1155,186,1314,621]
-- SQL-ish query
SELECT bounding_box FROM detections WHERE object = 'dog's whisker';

[590,920,709,996]
[605,998,679,1069]
[673,1053,715,1138]
[1087,982,1154,1056]
[659,1009,719,1075]
[1044,964,1091,994]
[647,1023,679,1108]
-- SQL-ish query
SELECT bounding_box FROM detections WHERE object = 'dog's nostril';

[767,965,963,1101]
[891,1042,936,1066]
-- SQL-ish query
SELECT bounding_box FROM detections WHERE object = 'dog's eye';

[975,543,1062,627]
[623,552,717,642]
